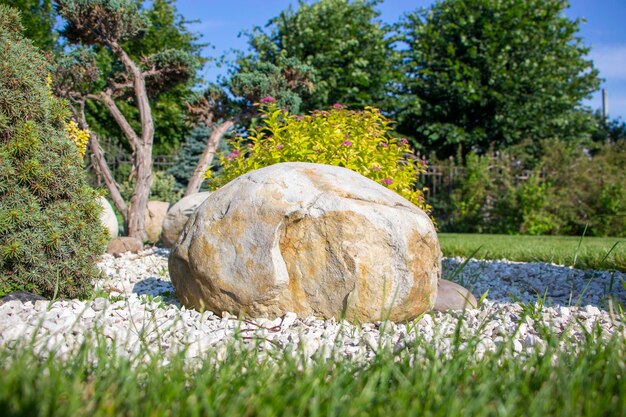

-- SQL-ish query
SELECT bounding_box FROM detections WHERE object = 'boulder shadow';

[132,277,180,307]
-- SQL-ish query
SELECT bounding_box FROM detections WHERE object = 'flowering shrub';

[64,119,90,158]
[206,101,431,213]
[47,73,90,159]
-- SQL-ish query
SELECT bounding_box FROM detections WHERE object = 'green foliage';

[538,140,626,237]
[0,5,107,298]
[208,103,430,212]
[245,0,394,111]
[436,140,626,237]
[394,0,600,158]
[592,113,626,144]
[56,0,204,154]
[228,55,315,114]
[0,0,57,50]
[56,0,149,46]
[1,319,625,416]
[120,170,182,204]
[168,124,229,192]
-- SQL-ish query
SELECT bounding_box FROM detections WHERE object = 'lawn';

[440,233,626,272]
[1,326,624,417]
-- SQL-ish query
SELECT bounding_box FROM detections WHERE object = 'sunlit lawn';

[440,233,626,272]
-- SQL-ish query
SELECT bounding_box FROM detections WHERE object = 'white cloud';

[590,45,626,80]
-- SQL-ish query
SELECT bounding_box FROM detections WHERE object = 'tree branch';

[71,100,128,221]
[184,119,235,196]
[96,89,140,155]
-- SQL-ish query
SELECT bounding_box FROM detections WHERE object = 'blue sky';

[175,0,626,120]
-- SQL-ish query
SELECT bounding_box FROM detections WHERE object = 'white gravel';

[1,248,624,364]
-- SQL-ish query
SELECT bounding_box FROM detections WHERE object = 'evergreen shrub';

[0,5,107,298]
[207,101,431,213]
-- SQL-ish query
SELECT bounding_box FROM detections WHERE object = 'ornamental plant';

[0,5,107,298]
[207,101,431,213]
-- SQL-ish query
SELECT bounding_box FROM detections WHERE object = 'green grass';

[440,233,626,272]
[0,320,624,417]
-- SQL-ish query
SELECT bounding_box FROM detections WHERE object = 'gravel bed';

[1,248,624,364]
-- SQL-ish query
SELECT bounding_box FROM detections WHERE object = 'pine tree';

[0,5,107,299]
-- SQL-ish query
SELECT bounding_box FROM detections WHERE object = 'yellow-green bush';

[207,101,430,213]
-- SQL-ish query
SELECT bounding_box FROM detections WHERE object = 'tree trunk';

[184,120,234,197]
[126,143,153,240]
[72,102,128,221]
[88,133,128,220]
[108,43,155,240]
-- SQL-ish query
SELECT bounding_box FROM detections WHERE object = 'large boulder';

[169,162,441,322]
[144,201,170,243]
[99,197,118,238]
[161,192,212,247]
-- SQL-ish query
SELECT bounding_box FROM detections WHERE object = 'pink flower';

[400,138,409,145]
[275,144,284,150]
[259,96,276,104]
[379,142,388,148]
[341,140,353,147]
[372,165,381,171]
[380,178,393,186]
[332,103,346,110]
[225,149,241,161]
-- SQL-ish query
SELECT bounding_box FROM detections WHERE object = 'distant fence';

[86,137,177,186]
[417,154,536,198]
[86,138,536,197]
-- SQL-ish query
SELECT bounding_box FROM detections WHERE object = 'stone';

[0,291,46,305]
[161,192,212,247]
[144,201,170,243]
[433,279,477,311]
[106,237,143,256]
[169,162,441,323]
[99,197,119,238]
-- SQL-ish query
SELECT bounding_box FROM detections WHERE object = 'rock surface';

[161,192,211,247]
[106,237,143,256]
[144,201,170,243]
[99,197,118,238]
[169,162,441,322]
[434,279,478,311]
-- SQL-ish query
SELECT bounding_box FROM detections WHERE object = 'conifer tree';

[0,5,107,298]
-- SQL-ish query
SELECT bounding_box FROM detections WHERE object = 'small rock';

[0,291,46,305]
[433,279,477,311]
[106,237,143,256]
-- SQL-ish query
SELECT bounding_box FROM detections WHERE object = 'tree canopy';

[0,0,57,50]
[57,0,205,154]
[245,0,394,111]
[393,0,600,159]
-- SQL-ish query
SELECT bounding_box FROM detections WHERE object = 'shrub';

[207,102,430,213]
[0,6,107,299]
[433,140,626,237]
